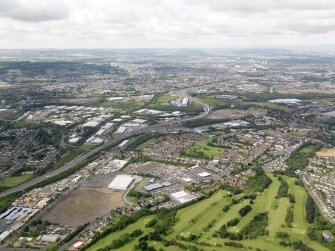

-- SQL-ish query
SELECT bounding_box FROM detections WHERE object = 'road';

[0,95,211,198]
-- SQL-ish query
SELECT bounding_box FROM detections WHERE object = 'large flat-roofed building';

[144,183,164,191]
[323,111,335,118]
[171,190,196,204]
[269,99,301,105]
[144,182,172,192]
[108,175,134,190]
[197,172,211,178]
[39,234,61,243]
[115,126,127,134]
[181,97,188,107]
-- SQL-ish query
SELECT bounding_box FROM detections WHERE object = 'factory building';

[108,175,134,190]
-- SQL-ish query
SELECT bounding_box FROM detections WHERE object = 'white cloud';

[187,0,335,13]
[0,0,334,48]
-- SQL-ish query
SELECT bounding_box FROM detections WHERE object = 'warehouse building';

[171,190,196,204]
[108,175,134,190]
[197,172,211,178]
[144,181,172,192]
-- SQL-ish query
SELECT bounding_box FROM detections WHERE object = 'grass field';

[87,215,156,251]
[288,129,310,138]
[299,145,318,154]
[80,144,97,151]
[52,149,85,169]
[244,101,290,112]
[201,97,227,108]
[84,174,331,251]
[12,120,40,129]
[148,94,178,108]
[136,138,159,150]
[155,95,178,104]
[147,94,203,115]
[180,138,227,159]
[0,175,32,188]
[100,99,146,112]
[0,193,20,213]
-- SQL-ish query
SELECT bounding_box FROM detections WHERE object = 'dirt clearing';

[42,186,125,226]
[316,147,335,157]
[207,108,265,120]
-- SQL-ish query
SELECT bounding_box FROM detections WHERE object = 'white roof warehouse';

[108,175,134,190]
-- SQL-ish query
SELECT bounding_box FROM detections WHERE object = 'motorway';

[0,95,211,198]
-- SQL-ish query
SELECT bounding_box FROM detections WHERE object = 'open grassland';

[288,129,310,138]
[136,137,160,150]
[0,175,32,188]
[100,99,146,112]
[198,94,290,112]
[180,138,227,159]
[12,120,40,129]
[52,149,85,169]
[80,143,97,151]
[299,145,320,154]
[0,193,20,212]
[244,101,290,112]
[84,174,330,251]
[147,94,203,115]
[147,94,178,108]
[200,97,227,108]
[155,95,178,104]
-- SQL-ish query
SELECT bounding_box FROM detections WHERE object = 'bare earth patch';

[42,186,125,226]
[276,83,335,94]
[316,147,335,157]
[207,109,265,120]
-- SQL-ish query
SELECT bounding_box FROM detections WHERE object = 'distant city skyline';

[0,0,335,49]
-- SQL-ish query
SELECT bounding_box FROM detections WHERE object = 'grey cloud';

[280,22,335,35]
[0,0,335,48]
[0,0,69,22]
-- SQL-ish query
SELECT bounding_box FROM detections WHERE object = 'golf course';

[86,174,332,251]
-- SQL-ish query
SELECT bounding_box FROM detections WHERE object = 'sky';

[0,0,335,49]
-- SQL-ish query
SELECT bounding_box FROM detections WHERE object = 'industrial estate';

[1,48,335,251]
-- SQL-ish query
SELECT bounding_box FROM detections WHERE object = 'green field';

[197,94,289,112]
[244,101,290,112]
[289,130,310,138]
[85,174,332,251]
[136,138,159,150]
[148,94,178,108]
[299,145,318,154]
[147,94,203,115]
[0,193,20,213]
[0,175,32,188]
[180,138,227,159]
[87,216,156,251]
[52,149,85,170]
[12,120,40,129]
[201,97,227,108]
[80,144,97,151]
[100,99,146,112]
[155,95,178,104]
